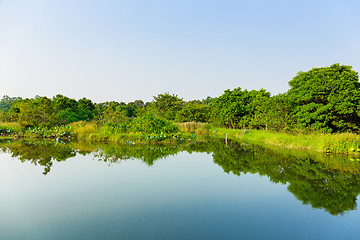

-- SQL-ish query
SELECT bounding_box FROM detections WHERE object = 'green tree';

[287,63,360,132]
[99,101,130,123]
[52,94,78,111]
[51,95,95,125]
[211,88,270,128]
[175,100,212,122]
[78,97,95,120]
[0,95,22,111]
[152,93,184,120]
[202,96,215,105]
[128,100,145,108]
[0,96,22,122]
[9,96,54,127]
[256,94,295,132]
[78,97,95,112]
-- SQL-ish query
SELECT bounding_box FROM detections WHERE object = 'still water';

[1,139,360,239]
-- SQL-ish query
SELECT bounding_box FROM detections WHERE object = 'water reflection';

[0,140,76,175]
[1,138,360,215]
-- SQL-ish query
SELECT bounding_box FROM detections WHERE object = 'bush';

[129,113,179,134]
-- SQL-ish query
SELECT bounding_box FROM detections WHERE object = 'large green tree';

[211,88,270,129]
[0,95,21,111]
[256,94,296,132]
[0,95,22,122]
[10,96,54,127]
[175,100,212,123]
[51,95,96,125]
[152,93,184,120]
[287,63,360,132]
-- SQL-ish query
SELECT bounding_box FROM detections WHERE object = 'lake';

[1,138,360,239]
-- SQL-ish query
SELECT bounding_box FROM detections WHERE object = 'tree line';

[1,63,360,133]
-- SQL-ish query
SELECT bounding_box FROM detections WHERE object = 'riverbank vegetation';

[1,63,360,153]
[211,128,360,154]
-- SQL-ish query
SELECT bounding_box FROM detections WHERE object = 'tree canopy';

[211,88,270,129]
[287,63,360,132]
[1,63,360,133]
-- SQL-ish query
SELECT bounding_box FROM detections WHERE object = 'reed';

[175,122,210,134]
[68,121,98,140]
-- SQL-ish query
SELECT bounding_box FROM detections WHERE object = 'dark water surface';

[1,139,360,239]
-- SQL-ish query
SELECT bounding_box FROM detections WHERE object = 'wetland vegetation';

[1,63,360,154]
[3,64,360,239]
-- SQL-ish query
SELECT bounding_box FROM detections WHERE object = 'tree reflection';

[0,140,76,175]
[211,139,360,215]
[1,138,360,215]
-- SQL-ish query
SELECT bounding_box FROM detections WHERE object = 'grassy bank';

[3,120,360,154]
[212,128,360,155]
[0,120,199,145]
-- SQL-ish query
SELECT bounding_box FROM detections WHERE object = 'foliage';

[25,125,73,139]
[7,95,96,127]
[257,94,296,132]
[3,63,360,137]
[0,95,21,111]
[287,63,360,132]
[152,93,184,120]
[78,97,95,112]
[52,95,94,125]
[0,122,23,136]
[211,88,270,129]
[128,99,145,108]
[175,100,212,123]
[10,96,53,128]
[220,128,360,155]
[130,113,179,134]
[202,96,215,105]
[68,121,98,140]
[97,101,135,123]
[70,114,180,143]
[0,95,22,122]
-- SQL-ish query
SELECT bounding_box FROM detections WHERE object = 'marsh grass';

[68,121,98,140]
[0,122,24,136]
[215,129,360,154]
[175,122,210,134]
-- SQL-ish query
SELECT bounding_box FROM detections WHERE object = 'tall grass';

[0,122,24,136]
[175,122,210,134]
[215,129,360,154]
[68,121,98,140]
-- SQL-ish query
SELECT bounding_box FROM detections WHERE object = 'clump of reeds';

[68,121,98,140]
[175,122,210,134]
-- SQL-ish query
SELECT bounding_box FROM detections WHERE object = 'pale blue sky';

[1,0,359,103]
